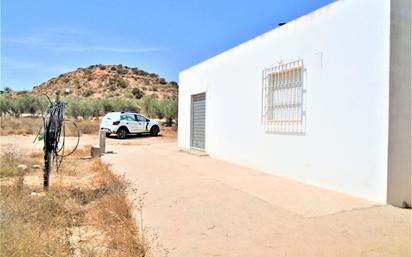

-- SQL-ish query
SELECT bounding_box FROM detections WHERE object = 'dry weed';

[0,147,149,257]
[0,116,100,136]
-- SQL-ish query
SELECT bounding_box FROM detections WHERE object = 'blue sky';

[1,0,334,90]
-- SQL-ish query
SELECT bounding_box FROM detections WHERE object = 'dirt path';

[2,135,411,257]
[102,141,411,257]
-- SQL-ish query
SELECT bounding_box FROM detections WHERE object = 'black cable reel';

[36,93,80,190]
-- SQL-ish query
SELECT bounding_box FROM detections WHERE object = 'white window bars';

[262,60,306,134]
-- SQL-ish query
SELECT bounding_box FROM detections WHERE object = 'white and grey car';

[100,112,160,139]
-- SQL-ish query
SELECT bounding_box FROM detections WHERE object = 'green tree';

[66,98,81,119]
[141,95,161,118]
[0,96,12,116]
[161,99,178,126]
[3,87,12,94]
[78,99,93,118]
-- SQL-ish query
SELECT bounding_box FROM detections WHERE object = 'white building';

[178,0,411,207]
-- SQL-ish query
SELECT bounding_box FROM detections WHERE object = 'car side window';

[136,115,147,122]
[126,114,136,121]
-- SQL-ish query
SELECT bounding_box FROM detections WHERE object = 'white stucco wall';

[178,0,391,203]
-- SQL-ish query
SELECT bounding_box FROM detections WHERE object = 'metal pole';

[43,150,51,190]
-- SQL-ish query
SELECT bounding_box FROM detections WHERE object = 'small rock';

[17,164,28,171]
[30,192,46,197]
[32,164,41,169]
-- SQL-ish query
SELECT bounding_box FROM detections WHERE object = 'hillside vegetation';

[1,64,178,125]
[32,64,178,100]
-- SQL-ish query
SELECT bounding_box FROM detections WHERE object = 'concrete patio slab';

[102,142,411,257]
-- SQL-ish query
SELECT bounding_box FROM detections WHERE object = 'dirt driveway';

[102,140,411,257]
[1,135,410,257]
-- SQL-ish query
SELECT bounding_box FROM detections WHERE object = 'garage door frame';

[190,92,206,151]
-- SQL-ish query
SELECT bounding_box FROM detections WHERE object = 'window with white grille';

[262,60,305,134]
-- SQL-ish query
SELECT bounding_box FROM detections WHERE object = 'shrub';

[138,70,148,76]
[82,89,94,97]
[159,78,167,85]
[109,77,129,89]
[131,68,139,75]
[152,85,158,91]
[169,81,178,86]
[116,69,128,75]
[110,66,117,71]
[131,88,144,99]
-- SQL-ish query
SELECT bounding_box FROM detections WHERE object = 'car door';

[135,114,149,132]
[125,113,139,133]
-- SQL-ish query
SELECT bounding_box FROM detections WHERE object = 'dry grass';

[0,116,42,136]
[0,147,150,257]
[0,116,100,136]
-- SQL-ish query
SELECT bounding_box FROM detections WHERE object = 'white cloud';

[51,43,168,53]
[1,56,70,73]
[2,29,169,54]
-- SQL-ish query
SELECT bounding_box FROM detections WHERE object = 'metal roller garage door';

[191,93,206,150]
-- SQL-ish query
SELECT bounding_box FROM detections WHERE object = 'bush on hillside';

[131,88,144,99]
[82,89,94,97]
[159,78,167,85]
[109,77,129,89]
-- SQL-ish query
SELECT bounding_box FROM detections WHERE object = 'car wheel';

[150,126,159,136]
[117,128,128,139]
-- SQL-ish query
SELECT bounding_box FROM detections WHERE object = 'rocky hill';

[32,64,178,100]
